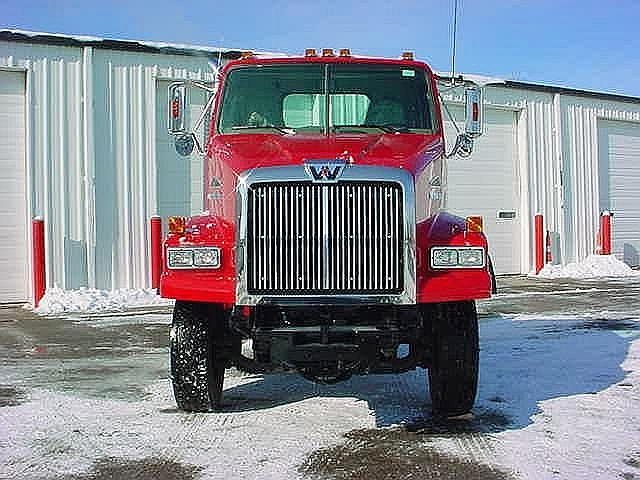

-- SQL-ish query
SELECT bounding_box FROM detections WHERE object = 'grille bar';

[247,182,403,294]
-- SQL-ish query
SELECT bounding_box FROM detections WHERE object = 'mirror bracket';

[167,80,215,157]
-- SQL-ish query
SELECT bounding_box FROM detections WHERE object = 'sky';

[3,0,640,97]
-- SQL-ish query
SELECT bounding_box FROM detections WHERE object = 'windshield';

[217,63,435,134]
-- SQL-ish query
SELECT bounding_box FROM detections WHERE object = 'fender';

[416,212,492,303]
[159,214,236,304]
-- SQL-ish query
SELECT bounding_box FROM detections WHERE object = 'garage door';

[155,80,208,217]
[0,71,28,302]
[444,105,521,274]
[598,119,640,267]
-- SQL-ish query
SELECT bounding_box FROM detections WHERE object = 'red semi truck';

[162,49,492,416]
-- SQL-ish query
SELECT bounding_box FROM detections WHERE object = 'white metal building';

[0,30,246,302]
[1,30,639,302]
[440,78,640,275]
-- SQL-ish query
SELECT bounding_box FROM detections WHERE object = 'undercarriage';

[228,305,429,383]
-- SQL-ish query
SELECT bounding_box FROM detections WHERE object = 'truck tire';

[424,301,479,417]
[170,301,226,412]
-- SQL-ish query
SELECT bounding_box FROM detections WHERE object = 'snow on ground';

[30,287,173,315]
[2,276,640,479]
[535,254,640,279]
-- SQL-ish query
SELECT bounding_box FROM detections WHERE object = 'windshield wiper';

[333,124,412,134]
[231,125,294,135]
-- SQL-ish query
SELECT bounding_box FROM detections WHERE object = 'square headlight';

[193,248,221,268]
[458,248,485,267]
[168,248,193,268]
[431,248,458,267]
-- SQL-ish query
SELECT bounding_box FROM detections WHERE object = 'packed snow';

[30,287,173,315]
[3,277,640,479]
[535,254,640,279]
[1,308,639,480]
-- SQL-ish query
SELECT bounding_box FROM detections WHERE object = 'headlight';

[193,248,221,267]
[430,247,485,269]
[432,249,458,267]
[167,247,221,269]
[458,248,484,267]
[168,249,193,268]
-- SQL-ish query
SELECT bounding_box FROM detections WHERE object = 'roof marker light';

[240,51,254,59]
[339,48,351,57]
[401,51,414,60]
[322,48,335,57]
[305,48,317,57]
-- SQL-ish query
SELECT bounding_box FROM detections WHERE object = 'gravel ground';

[1,276,639,480]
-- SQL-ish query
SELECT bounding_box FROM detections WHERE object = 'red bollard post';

[150,216,163,290]
[534,214,544,274]
[32,217,46,307]
[601,211,612,255]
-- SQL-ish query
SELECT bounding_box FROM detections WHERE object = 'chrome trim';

[167,246,222,270]
[430,246,486,269]
[236,165,416,305]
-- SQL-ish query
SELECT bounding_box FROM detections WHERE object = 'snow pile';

[536,255,640,279]
[32,287,173,315]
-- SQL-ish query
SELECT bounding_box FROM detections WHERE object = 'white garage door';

[155,80,208,218]
[598,120,640,267]
[0,71,28,302]
[444,105,521,274]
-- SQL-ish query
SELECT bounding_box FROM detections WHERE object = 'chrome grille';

[247,182,403,294]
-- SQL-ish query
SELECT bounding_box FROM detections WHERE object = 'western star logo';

[304,159,347,182]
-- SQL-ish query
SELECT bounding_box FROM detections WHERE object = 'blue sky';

[3,0,640,97]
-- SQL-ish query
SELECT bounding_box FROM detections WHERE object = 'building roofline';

[0,29,283,60]
[435,72,640,105]
[503,79,640,105]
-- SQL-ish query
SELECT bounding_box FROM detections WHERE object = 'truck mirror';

[168,82,188,135]
[464,87,483,138]
[174,134,195,157]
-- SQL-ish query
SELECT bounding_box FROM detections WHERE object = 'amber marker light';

[322,48,335,57]
[401,51,415,60]
[168,216,187,234]
[305,48,317,57]
[466,216,483,233]
[339,48,351,57]
[240,51,254,59]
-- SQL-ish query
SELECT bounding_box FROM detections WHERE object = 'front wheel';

[422,301,479,417]
[170,301,228,412]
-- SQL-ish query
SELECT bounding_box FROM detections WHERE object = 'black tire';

[170,301,227,412]
[423,301,479,417]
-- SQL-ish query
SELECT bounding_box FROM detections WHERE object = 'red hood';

[209,132,443,178]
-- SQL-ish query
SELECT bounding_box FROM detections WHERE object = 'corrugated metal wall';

[560,97,640,264]
[442,84,640,272]
[0,41,215,293]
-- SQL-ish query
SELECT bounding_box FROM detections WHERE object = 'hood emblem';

[304,159,347,183]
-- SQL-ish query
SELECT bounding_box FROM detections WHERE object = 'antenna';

[450,0,459,86]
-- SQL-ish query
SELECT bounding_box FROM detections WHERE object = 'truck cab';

[162,49,491,416]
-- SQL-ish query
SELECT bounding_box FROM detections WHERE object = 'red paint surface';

[601,212,612,255]
[534,214,544,274]
[160,214,236,303]
[416,212,491,303]
[150,217,163,290]
[160,55,490,305]
[32,218,46,307]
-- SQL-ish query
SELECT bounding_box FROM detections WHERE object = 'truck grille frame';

[236,165,416,305]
